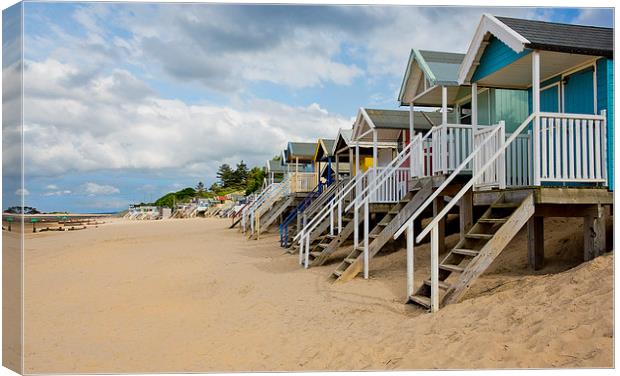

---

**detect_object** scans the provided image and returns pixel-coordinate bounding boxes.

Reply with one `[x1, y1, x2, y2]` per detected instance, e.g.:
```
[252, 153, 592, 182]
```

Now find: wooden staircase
[331, 178, 434, 282]
[303, 213, 356, 266]
[408, 192, 535, 310]
[250, 195, 295, 239]
[286, 188, 353, 256]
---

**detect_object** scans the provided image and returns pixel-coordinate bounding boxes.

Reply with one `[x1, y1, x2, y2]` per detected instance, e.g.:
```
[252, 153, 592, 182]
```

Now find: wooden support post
[363, 200, 369, 279]
[527, 216, 544, 270]
[459, 187, 473, 241]
[430, 225, 439, 313]
[584, 204, 607, 261]
[406, 222, 414, 298]
[433, 195, 446, 254]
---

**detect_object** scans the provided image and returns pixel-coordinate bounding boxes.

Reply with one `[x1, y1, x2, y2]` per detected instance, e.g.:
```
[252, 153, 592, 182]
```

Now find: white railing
[290, 172, 318, 193]
[536, 112, 607, 184]
[431, 124, 473, 175]
[370, 167, 410, 203]
[295, 170, 369, 267]
[506, 132, 532, 187]
[241, 182, 278, 233]
[473, 122, 506, 190]
[252, 174, 292, 236]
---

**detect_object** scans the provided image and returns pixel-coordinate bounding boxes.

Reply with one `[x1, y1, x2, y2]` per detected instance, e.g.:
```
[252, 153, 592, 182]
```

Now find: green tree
[196, 181, 205, 193]
[216, 164, 235, 186]
[234, 160, 249, 186]
[245, 167, 266, 195]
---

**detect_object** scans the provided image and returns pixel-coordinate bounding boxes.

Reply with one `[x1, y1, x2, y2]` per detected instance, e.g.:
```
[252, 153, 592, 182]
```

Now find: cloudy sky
[3, 2, 613, 212]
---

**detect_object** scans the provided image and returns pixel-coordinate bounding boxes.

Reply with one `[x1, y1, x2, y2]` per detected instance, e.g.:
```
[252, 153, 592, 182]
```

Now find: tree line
[151, 160, 266, 208]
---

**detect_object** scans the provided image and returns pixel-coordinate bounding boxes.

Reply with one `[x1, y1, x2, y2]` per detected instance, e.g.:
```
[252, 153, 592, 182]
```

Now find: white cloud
[19, 4, 611, 191]
[81, 182, 120, 196]
[45, 184, 59, 190]
[22, 59, 349, 179]
[44, 190, 72, 197]
[15, 188, 29, 196]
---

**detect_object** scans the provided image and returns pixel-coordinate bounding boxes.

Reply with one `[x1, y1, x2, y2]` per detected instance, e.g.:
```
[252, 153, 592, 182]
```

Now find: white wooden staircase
[408, 192, 535, 309]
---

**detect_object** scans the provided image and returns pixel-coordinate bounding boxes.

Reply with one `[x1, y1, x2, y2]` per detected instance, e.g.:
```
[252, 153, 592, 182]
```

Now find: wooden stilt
[584, 204, 606, 261]
[527, 216, 544, 270]
[433, 195, 445, 254]
[459, 188, 473, 242]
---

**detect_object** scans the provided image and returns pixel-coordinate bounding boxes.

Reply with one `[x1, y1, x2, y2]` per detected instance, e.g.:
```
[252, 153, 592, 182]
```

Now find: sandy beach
[23, 217, 612, 372]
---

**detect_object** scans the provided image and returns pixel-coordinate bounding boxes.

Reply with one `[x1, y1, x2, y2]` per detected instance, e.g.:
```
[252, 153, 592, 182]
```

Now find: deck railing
[506, 132, 532, 187]
[431, 124, 473, 175]
[536, 112, 607, 184]
[473, 122, 506, 190]
[290, 172, 318, 193]
[374, 167, 410, 202]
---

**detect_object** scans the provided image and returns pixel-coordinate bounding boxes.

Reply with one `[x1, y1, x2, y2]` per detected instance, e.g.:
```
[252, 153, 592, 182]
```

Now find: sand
[23, 217, 613, 372]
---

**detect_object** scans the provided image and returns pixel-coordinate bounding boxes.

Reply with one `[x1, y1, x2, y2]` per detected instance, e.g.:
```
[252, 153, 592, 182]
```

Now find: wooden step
[465, 233, 493, 240]
[333, 269, 343, 277]
[439, 263, 464, 273]
[492, 202, 519, 209]
[424, 279, 450, 290]
[408, 294, 430, 309]
[318, 243, 330, 248]
[344, 257, 357, 264]
[478, 218, 508, 224]
[452, 248, 479, 257]
[310, 251, 322, 258]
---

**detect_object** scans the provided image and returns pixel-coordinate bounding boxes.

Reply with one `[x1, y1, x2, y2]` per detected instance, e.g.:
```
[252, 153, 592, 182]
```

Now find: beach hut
[284, 141, 317, 193]
[331, 128, 354, 181]
[265, 158, 287, 185]
[313, 138, 336, 184]
[392, 15, 613, 312]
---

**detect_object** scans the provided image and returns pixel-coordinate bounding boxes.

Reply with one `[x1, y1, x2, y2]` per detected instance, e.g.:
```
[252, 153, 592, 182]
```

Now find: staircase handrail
[279, 181, 325, 247]
[293, 169, 369, 243]
[241, 183, 278, 230]
[303, 178, 348, 220]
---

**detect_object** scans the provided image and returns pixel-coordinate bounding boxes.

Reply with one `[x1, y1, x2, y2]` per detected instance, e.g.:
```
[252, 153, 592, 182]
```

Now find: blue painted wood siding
[472, 36, 531, 82]
[540, 85, 559, 112]
[597, 58, 614, 190]
[564, 67, 595, 114]
[490, 89, 529, 133]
